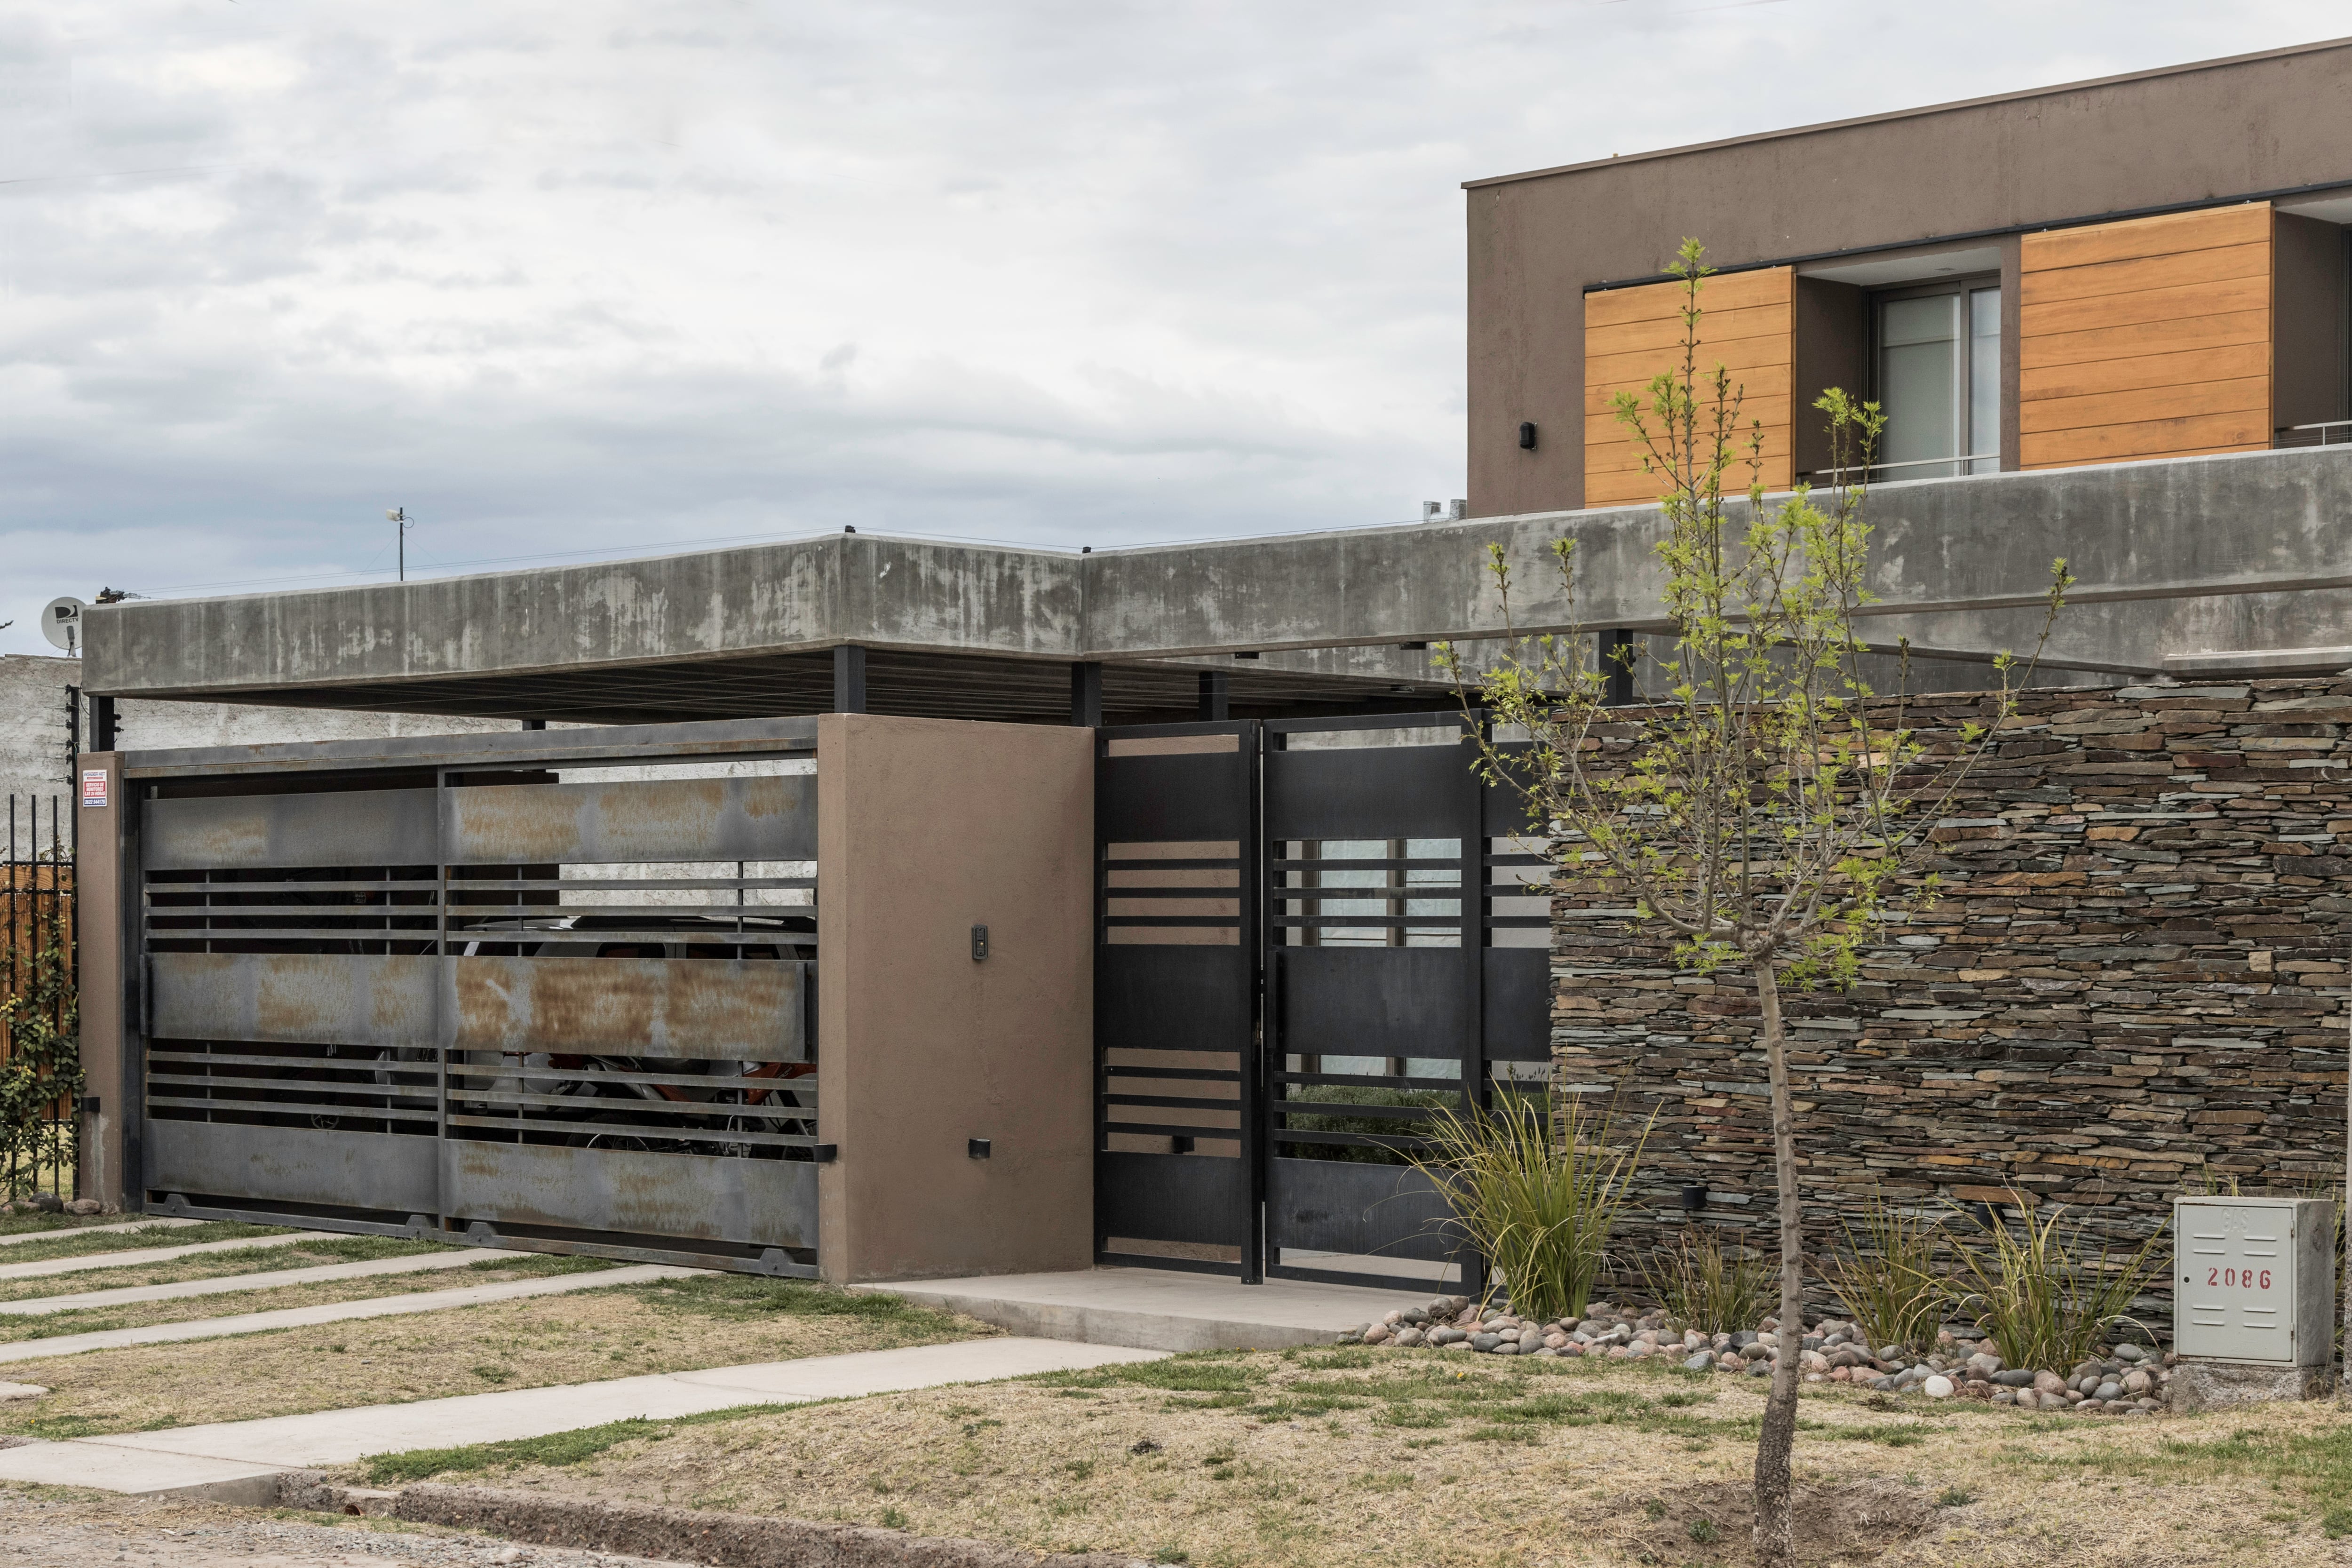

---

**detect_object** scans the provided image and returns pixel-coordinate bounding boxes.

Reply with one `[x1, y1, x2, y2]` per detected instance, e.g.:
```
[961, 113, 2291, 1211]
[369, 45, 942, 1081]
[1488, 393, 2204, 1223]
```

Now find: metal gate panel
[1483, 949, 1552, 1061]
[1094, 712, 1552, 1291]
[1267, 1158, 1459, 1263]
[144, 788, 438, 871]
[446, 775, 816, 865]
[147, 1120, 437, 1215]
[1096, 1150, 1246, 1249]
[151, 953, 436, 1049]
[1096, 947, 1248, 1057]
[442, 1140, 817, 1249]
[1097, 751, 1249, 843]
[1263, 742, 1466, 840]
[1277, 947, 1473, 1060]
[449, 956, 806, 1059]
[1093, 723, 1261, 1279]
[133, 720, 825, 1277]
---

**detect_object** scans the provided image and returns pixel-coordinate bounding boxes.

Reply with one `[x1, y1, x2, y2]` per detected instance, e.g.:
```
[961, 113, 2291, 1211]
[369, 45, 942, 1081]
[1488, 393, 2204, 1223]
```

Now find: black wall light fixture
[1679, 1185, 1708, 1213]
[1518, 421, 1538, 450]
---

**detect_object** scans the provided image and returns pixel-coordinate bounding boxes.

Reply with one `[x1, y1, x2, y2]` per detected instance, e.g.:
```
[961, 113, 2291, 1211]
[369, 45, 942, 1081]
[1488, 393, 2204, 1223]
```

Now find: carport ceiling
[184, 648, 1459, 728]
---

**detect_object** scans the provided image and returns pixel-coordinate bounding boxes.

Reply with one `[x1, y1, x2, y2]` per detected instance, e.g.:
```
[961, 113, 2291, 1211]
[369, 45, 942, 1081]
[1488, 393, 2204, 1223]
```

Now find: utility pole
[388, 507, 412, 581]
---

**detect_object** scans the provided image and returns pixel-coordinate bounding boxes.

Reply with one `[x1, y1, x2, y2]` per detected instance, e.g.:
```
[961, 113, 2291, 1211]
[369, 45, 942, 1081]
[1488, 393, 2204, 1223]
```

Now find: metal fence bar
[0, 794, 77, 1203]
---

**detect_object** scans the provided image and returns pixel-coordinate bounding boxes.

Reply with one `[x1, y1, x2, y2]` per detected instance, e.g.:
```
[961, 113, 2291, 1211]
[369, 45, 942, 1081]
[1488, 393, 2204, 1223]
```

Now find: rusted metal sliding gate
[122, 720, 822, 1275]
[1094, 713, 1552, 1291]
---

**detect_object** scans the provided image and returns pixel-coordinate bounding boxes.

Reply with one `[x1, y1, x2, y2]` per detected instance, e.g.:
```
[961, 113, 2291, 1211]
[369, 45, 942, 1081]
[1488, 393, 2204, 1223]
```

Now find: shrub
[1639, 1227, 1776, 1336]
[1817, 1194, 1946, 1355]
[1408, 1090, 1648, 1323]
[1279, 1084, 1458, 1165]
[1949, 1203, 2163, 1371]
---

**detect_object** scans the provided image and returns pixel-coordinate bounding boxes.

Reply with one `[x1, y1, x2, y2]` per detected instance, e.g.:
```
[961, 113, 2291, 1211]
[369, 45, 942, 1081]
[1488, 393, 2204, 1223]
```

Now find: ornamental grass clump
[1949, 1202, 2164, 1372]
[1817, 1194, 1946, 1356]
[1640, 1227, 1776, 1336]
[1409, 1090, 1649, 1325]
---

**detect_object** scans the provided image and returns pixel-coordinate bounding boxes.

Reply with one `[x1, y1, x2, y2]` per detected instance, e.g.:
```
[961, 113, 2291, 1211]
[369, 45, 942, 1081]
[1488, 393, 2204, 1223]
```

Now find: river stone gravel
[1337, 1294, 2175, 1415]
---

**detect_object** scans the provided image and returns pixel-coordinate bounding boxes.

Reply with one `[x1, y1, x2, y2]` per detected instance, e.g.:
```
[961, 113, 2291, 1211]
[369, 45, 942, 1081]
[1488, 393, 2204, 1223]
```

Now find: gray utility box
[2174, 1197, 2336, 1367]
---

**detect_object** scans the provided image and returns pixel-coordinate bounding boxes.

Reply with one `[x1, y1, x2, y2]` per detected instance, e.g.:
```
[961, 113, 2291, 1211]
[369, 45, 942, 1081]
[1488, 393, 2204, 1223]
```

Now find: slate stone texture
[1550, 678, 2352, 1305]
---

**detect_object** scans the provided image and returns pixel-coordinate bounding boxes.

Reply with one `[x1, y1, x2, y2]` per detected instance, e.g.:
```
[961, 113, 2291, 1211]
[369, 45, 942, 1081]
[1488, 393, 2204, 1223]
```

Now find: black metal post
[1198, 670, 1229, 722]
[1460, 708, 1493, 1303]
[1602, 631, 1637, 707]
[1242, 720, 1266, 1284]
[1070, 661, 1104, 727]
[833, 645, 868, 714]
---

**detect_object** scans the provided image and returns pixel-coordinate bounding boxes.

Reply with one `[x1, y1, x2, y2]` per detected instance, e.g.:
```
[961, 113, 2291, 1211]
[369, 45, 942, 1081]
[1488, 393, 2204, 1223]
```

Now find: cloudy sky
[0, 2, 2344, 654]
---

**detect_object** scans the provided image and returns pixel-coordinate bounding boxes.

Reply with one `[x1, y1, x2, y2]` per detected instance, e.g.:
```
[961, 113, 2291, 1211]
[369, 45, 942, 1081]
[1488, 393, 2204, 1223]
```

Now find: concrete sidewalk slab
[0, 1439, 286, 1505]
[0, 1229, 335, 1281]
[0, 1246, 507, 1316]
[860, 1266, 1434, 1351]
[0, 1262, 690, 1363]
[0, 1218, 201, 1249]
[88, 1336, 1161, 1468]
[0, 1336, 1163, 1502]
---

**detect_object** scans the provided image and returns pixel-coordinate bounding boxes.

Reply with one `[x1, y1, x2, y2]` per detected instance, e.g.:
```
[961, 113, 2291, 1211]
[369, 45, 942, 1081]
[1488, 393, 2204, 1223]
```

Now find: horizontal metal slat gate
[1094, 722, 1261, 1280]
[133, 725, 824, 1275]
[1093, 713, 1552, 1290]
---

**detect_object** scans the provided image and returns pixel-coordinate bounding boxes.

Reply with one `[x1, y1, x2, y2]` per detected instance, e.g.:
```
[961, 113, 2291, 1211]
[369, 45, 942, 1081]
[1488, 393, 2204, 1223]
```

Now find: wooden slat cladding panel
[2019, 205, 2273, 470]
[1582, 267, 1794, 507]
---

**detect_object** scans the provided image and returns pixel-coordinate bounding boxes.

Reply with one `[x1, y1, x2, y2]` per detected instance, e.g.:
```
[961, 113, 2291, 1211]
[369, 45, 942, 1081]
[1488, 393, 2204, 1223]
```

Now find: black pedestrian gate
[1093, 713, 1551, 1290]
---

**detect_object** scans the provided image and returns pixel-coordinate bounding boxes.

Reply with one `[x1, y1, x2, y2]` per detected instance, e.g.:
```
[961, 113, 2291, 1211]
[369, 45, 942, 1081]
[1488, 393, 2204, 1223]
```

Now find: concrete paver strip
[862, 1265, 1433, 1350]
[0, 1247, 509, 1316]
[18, 1337, 1165, 1475]
[0, 1218, 201, 1249]
[0, 1262, 691, 1363]
[0, 1229, 336, 1281]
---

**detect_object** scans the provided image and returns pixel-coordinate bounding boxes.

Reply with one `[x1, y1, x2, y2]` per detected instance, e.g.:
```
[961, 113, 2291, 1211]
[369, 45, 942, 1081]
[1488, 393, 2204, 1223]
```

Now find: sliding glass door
[1875, 281, 2000, 478]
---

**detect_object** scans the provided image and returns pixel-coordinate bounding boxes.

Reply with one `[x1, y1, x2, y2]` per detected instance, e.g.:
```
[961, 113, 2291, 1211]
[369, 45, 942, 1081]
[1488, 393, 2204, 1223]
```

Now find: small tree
[1439, 239, 2066, 1568]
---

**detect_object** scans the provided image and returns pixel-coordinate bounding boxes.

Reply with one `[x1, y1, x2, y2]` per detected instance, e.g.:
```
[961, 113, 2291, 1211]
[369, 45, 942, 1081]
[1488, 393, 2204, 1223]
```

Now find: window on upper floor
[1874, 280, 2001, 478]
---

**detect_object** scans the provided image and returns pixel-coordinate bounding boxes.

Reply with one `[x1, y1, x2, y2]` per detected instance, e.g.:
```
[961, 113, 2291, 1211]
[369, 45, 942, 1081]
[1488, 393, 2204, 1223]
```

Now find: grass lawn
[0, 1275, 990, 1438]
[0, 1250, 619, 1344]
[0, 1212, 161, 1240]
[0, 1221, 287, 1265]
[347, 1344, 2352, 1567]
[0, 1233, 456, 1305]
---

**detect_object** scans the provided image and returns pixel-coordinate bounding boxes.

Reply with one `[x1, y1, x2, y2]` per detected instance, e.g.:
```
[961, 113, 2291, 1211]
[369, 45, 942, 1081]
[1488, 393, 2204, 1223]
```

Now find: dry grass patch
[0, 1221, 288, 1267]
[0, 1274, 987, 1438]
[0, 1212, 186, 1242]
[0, 1234, 452, 1305]
[0, 1250, 617, 1344]
[357, 1346, 2352, 1567]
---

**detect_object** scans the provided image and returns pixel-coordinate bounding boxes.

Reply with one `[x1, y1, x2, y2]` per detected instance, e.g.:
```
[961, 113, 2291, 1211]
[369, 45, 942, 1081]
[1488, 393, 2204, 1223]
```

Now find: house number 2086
[2209, 1268, 2272, 1289]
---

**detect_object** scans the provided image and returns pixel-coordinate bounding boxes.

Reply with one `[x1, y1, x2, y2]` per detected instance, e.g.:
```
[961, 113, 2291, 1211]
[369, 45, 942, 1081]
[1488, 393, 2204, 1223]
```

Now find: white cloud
[0, 1, 2344, 647]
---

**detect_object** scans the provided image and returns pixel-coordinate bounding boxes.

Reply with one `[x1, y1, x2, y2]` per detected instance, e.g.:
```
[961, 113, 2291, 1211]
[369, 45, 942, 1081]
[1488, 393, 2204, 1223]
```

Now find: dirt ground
[0, 1274, 990, 1437]
[366, 1344, 2352, 1568]
[0, 1487, 694, 1566]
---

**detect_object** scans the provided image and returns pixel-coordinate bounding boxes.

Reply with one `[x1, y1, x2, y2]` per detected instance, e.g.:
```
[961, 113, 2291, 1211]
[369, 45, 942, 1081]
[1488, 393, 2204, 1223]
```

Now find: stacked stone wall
[1551, 678, 2352, 1310]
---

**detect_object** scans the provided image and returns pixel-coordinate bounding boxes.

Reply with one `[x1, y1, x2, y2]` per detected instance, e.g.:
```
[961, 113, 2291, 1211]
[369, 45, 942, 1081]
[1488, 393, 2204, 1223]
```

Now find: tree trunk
[1750, 958, 1804, 1568]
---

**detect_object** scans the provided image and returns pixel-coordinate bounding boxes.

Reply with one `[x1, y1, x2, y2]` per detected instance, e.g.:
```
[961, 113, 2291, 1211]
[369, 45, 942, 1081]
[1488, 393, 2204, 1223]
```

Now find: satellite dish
[40, 597, 85, 655]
